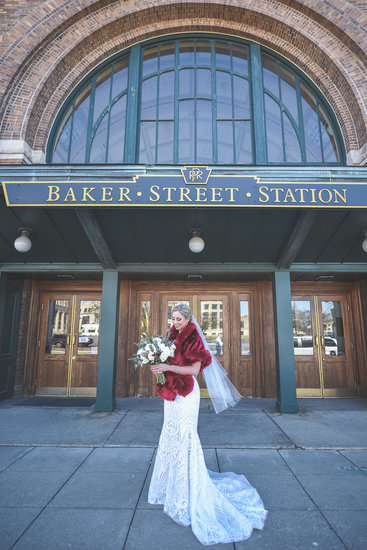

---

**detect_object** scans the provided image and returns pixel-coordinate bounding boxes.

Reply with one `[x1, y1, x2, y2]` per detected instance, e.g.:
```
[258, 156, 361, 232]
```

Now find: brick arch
[0, 1, 366, 162]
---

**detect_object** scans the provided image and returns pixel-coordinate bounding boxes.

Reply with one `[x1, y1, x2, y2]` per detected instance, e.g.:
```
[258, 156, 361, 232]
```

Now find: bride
[148, 303, 267, 546]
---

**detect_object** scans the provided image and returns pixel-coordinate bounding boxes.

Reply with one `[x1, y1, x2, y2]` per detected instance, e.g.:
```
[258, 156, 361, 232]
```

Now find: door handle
[73, 333, 76, 346]
[67, 334, 70, 346]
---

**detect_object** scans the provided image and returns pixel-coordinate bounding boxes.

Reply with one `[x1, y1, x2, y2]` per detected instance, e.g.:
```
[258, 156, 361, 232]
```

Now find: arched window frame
[47, 35, 345, 165]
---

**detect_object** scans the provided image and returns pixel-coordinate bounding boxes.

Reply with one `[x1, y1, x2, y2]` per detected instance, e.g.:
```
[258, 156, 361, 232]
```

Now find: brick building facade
[0, 1, 367, 411]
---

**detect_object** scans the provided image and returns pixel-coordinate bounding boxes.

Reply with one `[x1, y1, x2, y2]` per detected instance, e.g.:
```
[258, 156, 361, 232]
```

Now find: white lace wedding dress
[148, 378, 268, 545]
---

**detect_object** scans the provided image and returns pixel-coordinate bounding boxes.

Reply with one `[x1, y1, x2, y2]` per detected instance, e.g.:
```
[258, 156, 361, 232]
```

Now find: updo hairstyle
[172, 303, 193, 321]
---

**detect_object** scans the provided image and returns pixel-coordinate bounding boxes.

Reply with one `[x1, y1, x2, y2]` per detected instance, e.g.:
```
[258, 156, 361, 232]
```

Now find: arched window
[48, 36, 344, 165]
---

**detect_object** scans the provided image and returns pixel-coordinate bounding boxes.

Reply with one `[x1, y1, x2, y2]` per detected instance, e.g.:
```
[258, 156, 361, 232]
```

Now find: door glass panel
[167, 301, 190, 332]
[200, 301, 223, 356]
[239, 301, 250, 355]
[45, 300, 69, 354]
[321, 301, 345, 356]
[292, 300, 314, 355]
[140, 301, 151, 337]
[78, 300, 100, 355]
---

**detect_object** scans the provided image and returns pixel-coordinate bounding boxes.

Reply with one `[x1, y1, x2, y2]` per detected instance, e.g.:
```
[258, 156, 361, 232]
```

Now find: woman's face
[172, 311, 190, 332]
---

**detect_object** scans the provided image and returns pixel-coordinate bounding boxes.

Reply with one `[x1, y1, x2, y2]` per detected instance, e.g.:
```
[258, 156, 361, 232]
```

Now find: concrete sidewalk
[0, 397, 367, 549]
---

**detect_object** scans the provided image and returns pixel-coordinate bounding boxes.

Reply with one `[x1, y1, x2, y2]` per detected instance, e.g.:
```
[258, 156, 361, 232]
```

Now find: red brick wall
[0, 1, 366, 162]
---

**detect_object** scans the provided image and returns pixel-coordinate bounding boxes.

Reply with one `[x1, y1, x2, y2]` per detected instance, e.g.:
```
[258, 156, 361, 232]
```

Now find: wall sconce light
[14, 227, 32, 253]
[188, 229, 205, 253]
[362, 230, 367, 254]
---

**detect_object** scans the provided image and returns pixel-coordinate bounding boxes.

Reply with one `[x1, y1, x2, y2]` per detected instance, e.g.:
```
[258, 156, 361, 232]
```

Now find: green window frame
[47, 35, 345, 165]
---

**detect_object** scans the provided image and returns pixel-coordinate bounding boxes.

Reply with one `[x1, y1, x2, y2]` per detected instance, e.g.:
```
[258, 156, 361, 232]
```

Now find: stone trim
[0, 140, 45, 164]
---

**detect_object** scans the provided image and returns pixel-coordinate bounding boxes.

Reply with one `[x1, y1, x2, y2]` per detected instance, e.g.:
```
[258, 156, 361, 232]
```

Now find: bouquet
[131, 335, 176, 384]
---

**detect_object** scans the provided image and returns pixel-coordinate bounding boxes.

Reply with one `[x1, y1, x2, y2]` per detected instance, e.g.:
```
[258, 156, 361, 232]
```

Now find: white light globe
[189, 235, 205, 253]
[362, 238, 367, 254]
[14, 234, 32, 253]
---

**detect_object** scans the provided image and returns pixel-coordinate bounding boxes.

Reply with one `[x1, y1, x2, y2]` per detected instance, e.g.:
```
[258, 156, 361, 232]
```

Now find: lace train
[148, 378, 268, 545]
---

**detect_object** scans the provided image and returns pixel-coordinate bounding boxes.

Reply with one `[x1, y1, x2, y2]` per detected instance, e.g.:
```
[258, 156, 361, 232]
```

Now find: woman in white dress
[148, 303, 267, 546]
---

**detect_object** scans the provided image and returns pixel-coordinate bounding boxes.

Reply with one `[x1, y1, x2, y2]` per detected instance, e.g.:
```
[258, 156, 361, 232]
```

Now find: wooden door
[196, 295, 229, 393]
[292, 293, 356, 397]
[36, 292, 101, 396]
[36, 293, 73, 395]
[159, 293, 229, 395]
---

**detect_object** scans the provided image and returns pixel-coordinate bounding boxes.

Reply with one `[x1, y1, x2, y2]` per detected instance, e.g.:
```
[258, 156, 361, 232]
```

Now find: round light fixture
[362, 230, 367, 253]
[189, 230, 205, 253]
[14, 227, 32, 253]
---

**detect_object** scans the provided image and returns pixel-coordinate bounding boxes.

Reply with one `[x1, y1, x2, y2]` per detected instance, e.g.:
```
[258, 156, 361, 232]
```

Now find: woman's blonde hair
[172, 303, 193, 321]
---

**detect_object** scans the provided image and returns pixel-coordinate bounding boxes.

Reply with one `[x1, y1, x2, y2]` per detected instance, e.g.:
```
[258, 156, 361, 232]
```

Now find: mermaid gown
[148, 378, 268, 545]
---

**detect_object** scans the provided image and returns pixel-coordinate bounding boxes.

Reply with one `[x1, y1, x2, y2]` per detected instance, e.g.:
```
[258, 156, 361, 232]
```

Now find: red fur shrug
[157, 321, 212, 401]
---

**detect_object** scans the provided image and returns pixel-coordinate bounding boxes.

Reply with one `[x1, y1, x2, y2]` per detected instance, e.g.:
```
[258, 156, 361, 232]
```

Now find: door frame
[125, 281, 271, 399]
[23, 281, 102, 396]
[292, 282, 360, 398]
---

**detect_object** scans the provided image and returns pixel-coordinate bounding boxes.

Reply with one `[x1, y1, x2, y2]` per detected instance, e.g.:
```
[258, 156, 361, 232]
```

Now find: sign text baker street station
[2, 166, 364, 208]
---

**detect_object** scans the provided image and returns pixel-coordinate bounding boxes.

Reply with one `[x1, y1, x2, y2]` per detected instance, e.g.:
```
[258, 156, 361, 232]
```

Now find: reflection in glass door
[36, 293, 101, 396]
[292, 295, 355, 397]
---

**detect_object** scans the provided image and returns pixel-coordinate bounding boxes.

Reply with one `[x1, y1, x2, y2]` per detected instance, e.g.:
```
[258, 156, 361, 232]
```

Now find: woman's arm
[151, 361, 201, 376]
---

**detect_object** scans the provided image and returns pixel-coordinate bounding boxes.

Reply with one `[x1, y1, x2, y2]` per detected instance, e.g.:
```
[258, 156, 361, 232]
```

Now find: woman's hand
[151, 363, 168, 374]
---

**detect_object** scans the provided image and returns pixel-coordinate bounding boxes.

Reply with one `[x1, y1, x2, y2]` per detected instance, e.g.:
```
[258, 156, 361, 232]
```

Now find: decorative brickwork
[0, 1, 366, 163]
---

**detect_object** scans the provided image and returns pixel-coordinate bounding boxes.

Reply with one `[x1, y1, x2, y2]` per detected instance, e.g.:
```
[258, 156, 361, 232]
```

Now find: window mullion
[249, 43, 267, 164]
[85, 78, 97, 163]
[125, 45, 140, 163]
[211, 40, 217, 164]
[295, 76, 306, 163]
[67, 101, 75, 163]
[174, 43, 179, 163]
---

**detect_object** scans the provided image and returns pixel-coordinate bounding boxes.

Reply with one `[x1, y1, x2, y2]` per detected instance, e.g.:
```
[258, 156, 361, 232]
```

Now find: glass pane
[179, 40, 194, 66]
[196, 100, 212, 163]
[159, 72, 174, 119]
[200, 301, 223, 356]
[108, 95, 126, 163]
[279, 65, 298, 124]
[321, 301, 345, 356]
[196, 40, 211, 65]
[139, 121, 156, 163]
[292, 300, 314, 355]
[235, 121, 252, 163]
[167, 300, 190, 332]
[240, 301, 250, 355]
[284, 115, 302, 162]
[157, 121, 174, 163]
[179, 68, 194, 98]
[301, 83, 322, 162]
[45, 300, 69, 355]
[216, 71, 232, 119]
[233, 76, 250, 119]
[140, 301, 151, 337]
[265, 95, 283, 162]
[112, 58, 128, 99]
[215, 41, 231, 69]
[78, 300, 100, 355]
[159, 43, 175, 71]
[143, 46, 158, 76]
[69, 85, 91, 163]
[196, 68, 211, 99]
[319, 104, 339, 162]
[232, 44, 248, 75]
[53, 106, 73, 162]
[89, 114, 108, 163]
[262, 55, 279, 97]
[140, 76, 157, 119]
[93, 68, 112, 124]
[178, 100, 195, 162]
[217, 121, 234, 163]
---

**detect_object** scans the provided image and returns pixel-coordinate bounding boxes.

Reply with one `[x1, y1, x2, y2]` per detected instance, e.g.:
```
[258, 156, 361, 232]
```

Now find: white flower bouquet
[131, 335, 176, 384]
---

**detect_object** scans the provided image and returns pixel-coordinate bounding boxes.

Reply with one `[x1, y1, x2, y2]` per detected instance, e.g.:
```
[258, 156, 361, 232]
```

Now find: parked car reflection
[51, 333, 94, 348]
[293, 335, 338, 355]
